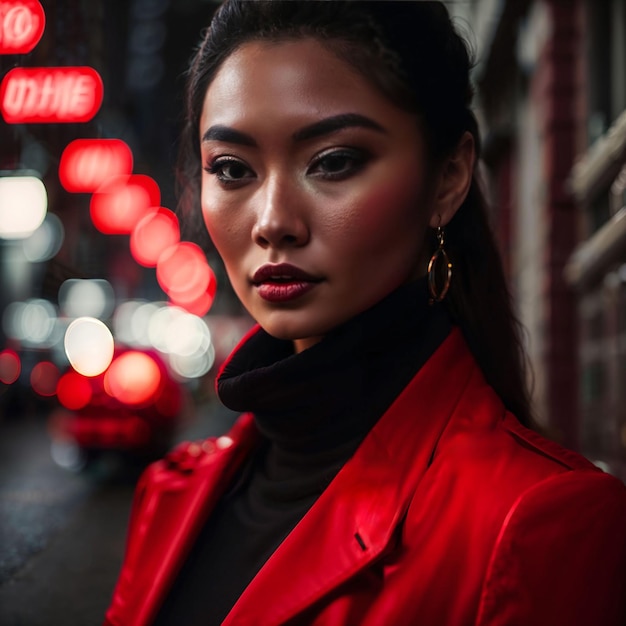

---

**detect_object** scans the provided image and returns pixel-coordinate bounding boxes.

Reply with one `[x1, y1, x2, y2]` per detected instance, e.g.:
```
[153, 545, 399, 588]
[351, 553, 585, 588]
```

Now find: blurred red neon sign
[130, 207, 180, 267]
[59, 139, 133, 193]
[0, 1, 45, 54]
[156, 241, 218, 315]
[0, 66, 103, 123]
[90, 174, 161, 235]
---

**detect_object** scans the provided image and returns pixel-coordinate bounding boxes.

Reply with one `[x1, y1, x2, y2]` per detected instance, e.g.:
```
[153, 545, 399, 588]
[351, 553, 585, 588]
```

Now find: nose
[251, 176, 310, 249]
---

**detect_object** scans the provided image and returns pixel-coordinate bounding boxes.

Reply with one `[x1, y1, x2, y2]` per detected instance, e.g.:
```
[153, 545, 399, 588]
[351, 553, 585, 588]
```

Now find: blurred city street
[0, 412, 131, 626]
[0, 401, 239, 626]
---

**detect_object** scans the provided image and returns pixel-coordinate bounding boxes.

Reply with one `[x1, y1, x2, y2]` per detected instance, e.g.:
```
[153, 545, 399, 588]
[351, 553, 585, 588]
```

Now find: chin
[257, 314, 329, 345]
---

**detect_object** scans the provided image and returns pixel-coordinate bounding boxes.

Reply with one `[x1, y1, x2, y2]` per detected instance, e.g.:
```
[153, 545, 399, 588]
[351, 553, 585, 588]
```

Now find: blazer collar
[223, 327, 477, 625]
[127, 415, 259, 626]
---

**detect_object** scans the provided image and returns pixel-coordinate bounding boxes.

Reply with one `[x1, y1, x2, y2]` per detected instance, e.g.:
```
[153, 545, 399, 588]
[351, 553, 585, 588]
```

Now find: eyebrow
[201, 125, 256, 146]
[293, 113, 387, 141]
[201, 113, 387, 146]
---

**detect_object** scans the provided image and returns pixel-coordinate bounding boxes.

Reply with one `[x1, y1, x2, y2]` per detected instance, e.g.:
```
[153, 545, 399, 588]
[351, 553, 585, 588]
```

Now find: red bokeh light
[30, 360, 60, 396]
[0, 349, 20, 384]
[69, 414, 151, 449]
[59, 139, 133, 193]
[57, 370, 92, 410]
[0, 1, 45, 55]
[130, 207, 180, 267]
[90, 174, 160, 235]
[104, 351, 162, 406]
[169, 283, 217, 317]
[156, 242, 216, 306]
[0, 66, 103, 123]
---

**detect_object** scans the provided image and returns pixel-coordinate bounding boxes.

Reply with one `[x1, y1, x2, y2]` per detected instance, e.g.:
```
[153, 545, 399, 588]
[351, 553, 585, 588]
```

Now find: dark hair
[177, 0, 535, 427]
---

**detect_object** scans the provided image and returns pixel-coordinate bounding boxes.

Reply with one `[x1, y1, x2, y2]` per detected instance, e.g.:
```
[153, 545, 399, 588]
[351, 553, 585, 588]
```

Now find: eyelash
[205, 156, 252, 187]
[204, 147, 370, 187]
[307, 148, 370, 180]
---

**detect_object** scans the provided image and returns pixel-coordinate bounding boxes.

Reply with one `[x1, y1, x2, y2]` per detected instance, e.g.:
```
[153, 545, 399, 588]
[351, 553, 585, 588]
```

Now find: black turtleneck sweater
[153, 278, 452, 626]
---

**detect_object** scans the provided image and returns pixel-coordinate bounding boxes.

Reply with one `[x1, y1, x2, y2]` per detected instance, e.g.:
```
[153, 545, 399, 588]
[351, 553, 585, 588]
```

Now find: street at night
[0, 401, 238, 626]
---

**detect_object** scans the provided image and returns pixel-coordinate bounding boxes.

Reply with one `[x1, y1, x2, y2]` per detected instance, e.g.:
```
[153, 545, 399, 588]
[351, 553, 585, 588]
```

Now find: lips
[252, 263, 320, 284]
[252, 263, 322, 302]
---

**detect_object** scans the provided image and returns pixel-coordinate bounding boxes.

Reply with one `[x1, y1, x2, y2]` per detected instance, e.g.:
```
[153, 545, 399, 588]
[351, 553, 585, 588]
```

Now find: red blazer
[104, 329, 626, 626]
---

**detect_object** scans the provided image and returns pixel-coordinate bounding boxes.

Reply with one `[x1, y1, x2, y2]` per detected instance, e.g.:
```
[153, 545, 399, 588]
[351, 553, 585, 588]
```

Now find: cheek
[201, 190, 246, 261]
[336, 176, 430, 254]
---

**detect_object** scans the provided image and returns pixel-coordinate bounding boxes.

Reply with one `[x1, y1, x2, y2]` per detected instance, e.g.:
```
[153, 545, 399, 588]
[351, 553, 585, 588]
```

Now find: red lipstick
[252, 263, 321, 303]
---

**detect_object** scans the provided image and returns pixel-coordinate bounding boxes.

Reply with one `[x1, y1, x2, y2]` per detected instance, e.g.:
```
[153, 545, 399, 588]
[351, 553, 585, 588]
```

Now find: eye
[307, 148, 369, 181]
[205, 156, 255, 186]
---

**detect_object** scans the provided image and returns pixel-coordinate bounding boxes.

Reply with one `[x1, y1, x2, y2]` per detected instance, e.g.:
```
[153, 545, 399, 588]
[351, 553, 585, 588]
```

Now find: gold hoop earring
[427, 226, 452, 303]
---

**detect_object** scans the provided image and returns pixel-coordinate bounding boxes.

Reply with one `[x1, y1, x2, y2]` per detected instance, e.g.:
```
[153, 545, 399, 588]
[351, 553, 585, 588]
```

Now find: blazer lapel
[125, 414, 260, 626]
[224, 328, 477, 626]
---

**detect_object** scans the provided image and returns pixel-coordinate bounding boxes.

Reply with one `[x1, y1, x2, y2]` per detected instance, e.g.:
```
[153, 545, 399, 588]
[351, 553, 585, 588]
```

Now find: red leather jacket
[104, 329, 626, 625]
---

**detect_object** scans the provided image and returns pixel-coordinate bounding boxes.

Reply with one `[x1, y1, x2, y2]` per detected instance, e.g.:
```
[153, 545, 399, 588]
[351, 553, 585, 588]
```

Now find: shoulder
[475, 467, 626, 625]
[131, 412, 257, 503]
[431, 362, 602, 498]
[431, 391, 626, 623]
[429, 382, 626, 624]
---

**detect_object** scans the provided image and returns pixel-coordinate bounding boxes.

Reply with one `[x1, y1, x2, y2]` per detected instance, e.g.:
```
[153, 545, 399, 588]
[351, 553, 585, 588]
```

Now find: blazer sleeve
[476, 469, 626, 626]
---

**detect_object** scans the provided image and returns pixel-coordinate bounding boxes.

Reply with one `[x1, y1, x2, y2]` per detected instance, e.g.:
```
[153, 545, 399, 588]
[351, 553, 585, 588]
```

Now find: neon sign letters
[0, 66, 103, 123]
[0, 0, 45, 54]
[59, 139, 133, 193]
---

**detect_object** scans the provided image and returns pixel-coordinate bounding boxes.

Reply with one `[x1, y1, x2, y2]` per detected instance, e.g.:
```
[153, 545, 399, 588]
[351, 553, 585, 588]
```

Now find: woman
[104, 2, 626, 625]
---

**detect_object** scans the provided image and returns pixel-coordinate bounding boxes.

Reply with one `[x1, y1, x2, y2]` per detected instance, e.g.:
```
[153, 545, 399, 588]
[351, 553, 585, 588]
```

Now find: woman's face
[200, 38, 437, 352]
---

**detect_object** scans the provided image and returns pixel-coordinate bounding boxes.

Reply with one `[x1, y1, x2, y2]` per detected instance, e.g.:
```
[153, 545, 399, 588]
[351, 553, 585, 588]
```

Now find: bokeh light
[110, 300, 220, 379]
[165, 311, 211, 357]
[50, 439, 86, 472]
[59, 138, 133, 193]
[104, 351, 162, 405]
[64, 317, 114, 377]
[146, 305, 185, 353]
[2, 302, 26, 340]
[90, 174, 160, 234]
[170, 288, 215, 317]
[112, 299, 148, 346]
[21, 212, 64, 262]
[0, 67, 104, 124]
[156, 242, 217, 313]
[30, 361, 60, 396]
[0, 349, 21, 384]
[0, 175, 47, 239]
[130, 301, 161, 347]
[0, 0, 46, 55]
[169, 343, 215, 380]
[21, 299, 56, 345]
[59, 279, 115, 320]
[56, 370, 92, 410]
[3, 298, 58, 346]
[130, 207, 180, 267]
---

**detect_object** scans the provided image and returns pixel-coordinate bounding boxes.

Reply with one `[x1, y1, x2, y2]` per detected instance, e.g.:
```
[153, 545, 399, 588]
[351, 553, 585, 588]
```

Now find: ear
[428, 131, 475, 228]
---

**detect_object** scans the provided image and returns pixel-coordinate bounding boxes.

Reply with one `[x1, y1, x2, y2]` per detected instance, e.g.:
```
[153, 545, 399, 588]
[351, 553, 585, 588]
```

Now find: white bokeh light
[165, 312, 211, 357]
[2, 301, 27, 340]
[59, 279, 115, 320]
[170, 343, 215, 379]
[21, 299, 57, 345]
[113, 300, 146, 346]
[130, 302, 161, 346]
[0, 175, 47, 239]
[3, 298, 58, 346]
[147, 305, 185, 353]
[64, 317, 114, 376]
[22, 212, 64, 262]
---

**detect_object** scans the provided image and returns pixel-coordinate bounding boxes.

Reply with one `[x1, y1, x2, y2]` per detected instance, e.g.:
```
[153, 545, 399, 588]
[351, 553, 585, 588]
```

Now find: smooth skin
[200, 38, 474, 352]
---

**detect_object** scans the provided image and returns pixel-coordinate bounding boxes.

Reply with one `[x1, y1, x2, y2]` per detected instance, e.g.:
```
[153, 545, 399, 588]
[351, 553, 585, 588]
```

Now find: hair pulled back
[177, 0, 534, 427]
